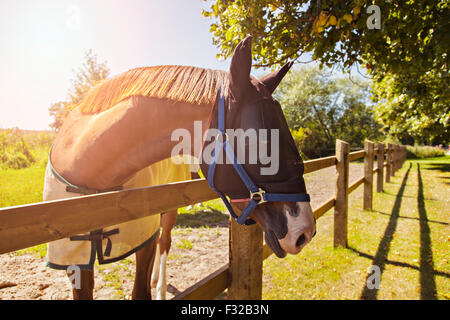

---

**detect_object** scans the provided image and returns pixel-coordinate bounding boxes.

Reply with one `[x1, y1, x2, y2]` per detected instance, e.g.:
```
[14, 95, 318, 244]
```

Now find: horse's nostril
[296, 233, 307, 247]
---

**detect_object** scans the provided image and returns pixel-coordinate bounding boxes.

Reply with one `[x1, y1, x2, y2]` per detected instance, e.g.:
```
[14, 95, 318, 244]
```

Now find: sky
[0, 0, 237, 130]
[0, 0, 349, 130]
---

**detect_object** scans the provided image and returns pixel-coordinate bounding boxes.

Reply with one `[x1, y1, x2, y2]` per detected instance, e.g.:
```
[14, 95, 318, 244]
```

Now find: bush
[290, 127, 336, 159]
[406, 145, 445, 158]
[290, 127, 310, 160]
[0, 129, 54, 169]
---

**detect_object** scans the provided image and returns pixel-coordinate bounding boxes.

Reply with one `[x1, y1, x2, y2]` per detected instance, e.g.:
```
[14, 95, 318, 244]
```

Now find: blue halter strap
[206, 88, 311, 225]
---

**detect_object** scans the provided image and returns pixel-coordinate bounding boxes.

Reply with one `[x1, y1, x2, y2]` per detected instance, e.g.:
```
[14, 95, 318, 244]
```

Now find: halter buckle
[250, 188, 267, 204]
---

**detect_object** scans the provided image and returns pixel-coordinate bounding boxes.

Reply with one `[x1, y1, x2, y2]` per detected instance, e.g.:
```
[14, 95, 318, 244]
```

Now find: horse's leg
[69, 269, 94, 300]
[150, 238, 161, 288]
[155, 209, 178, 300]
[132, 237, 157, 300]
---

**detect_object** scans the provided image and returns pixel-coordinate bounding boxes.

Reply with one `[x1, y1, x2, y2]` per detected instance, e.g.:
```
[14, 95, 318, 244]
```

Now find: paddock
[0, 140, 408, 299]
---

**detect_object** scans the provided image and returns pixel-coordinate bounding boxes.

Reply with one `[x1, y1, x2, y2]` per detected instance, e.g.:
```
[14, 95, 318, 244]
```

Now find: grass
[0, 166, 46, 208]
[0, 160, 49, 258]
[263, 156, 450, 300]
[96, 257, 135, 300]
[176, 199, 229, 228]
[176, 239, 194, 250]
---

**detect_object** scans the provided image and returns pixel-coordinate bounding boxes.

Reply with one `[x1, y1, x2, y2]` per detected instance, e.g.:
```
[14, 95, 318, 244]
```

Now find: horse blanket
[43, 157, 191, 270]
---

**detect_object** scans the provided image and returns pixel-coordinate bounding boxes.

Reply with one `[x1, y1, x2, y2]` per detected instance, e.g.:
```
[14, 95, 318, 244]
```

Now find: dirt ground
[0, 164, 364, 300]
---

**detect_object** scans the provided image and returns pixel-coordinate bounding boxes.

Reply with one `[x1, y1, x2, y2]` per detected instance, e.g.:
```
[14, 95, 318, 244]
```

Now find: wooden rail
[304, 155, 336, 173]
[0, 180, 218, 254]
[0, 140, 407, 300]
[348, 176, 365, 194]
[349, 150, 365, 161]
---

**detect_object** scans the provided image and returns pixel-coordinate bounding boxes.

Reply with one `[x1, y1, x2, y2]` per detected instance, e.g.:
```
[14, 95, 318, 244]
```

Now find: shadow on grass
[372, 210, 449, 226]
[417, 164, 437, 299]
[348, 247, 450, 280]
[175, 207, 229, 228]
[381, 190, 439, 201]
[424, 163, 450, 173]
[356, 163, 441, 299]
[425, 162, 450, 185]
[359, 163, 411, 300]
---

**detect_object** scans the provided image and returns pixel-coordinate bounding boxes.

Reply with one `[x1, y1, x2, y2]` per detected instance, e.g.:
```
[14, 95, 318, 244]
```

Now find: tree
[48, 101, 68, 131]
[49, 50, 110, 131]
[202, 0, 449, 142]
[202, 1, 448, 73]
[372, 69, 449, 145]
[275, 65, 381, 158]
[335, 77, 383, 146]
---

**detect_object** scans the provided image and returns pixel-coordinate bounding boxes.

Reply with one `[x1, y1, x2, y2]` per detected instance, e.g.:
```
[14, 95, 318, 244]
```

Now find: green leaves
[274, 65, 381, 158]
[372, 69, 450, 144]
[202, 0, 449, 144]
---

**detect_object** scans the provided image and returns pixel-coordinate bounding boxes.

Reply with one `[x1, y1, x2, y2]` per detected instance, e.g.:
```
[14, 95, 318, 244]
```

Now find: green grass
[96, 257, 135, 299]
[176, 239, 194, 250]
[0, 162, 49, 258]
[0, 166, 46, 208]
[263, 156, 450, 300]
[175, 198, 229, 228]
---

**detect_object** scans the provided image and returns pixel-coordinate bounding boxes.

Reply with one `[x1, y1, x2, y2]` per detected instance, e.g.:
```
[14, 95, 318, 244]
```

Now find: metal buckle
[250, 188, 267, 204]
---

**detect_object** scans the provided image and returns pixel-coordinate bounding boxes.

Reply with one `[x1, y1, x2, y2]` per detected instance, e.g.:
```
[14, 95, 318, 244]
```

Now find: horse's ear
[229, 36, 252, 100]
[259, 61, 294, 94]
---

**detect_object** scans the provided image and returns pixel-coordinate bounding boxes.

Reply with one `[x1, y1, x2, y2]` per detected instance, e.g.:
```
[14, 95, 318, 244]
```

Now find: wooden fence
[0, 140, 407, 299]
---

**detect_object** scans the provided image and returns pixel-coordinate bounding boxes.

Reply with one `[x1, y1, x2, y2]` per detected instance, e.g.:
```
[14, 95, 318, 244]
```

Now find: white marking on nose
[278, 203, 315, 254]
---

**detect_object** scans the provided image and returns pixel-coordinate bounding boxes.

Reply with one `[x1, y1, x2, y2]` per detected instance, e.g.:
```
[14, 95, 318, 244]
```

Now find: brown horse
[150, 209, 177, 300]
[47, 36, 316, 299]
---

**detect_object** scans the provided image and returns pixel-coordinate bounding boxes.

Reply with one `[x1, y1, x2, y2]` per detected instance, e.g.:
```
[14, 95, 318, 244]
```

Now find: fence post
[377, 142, 384, 192]
[385, 143, 392, 183]
[392, 144, 397, 176]
[396, 145, 400, 173]
[402, 146, 407, 167]
[389, 143, 395, 178]
[398, 145, 402, 170]
[402, 146, 406, 166]
[392, 144, 398, 176]
[364, 140, 374, 210]
[228, 217, 263, 299]
[334, 139, 349, 248]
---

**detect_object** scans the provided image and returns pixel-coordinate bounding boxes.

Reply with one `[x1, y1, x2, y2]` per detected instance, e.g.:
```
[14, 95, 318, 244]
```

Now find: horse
[150, 166, 202, 300]
[45, 36, 316, 300]
[150, 208, 177, 300]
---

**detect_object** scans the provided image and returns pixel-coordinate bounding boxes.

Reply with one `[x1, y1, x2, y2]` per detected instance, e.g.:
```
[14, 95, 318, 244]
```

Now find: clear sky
[0, 0, 239, 130]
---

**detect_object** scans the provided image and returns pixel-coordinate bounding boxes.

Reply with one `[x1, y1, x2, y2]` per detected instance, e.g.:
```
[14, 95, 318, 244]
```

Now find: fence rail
[0, 140, 407, 300]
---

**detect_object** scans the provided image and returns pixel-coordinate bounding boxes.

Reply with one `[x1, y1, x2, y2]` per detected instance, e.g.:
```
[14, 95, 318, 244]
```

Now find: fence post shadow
[360, 163, 411, 300]
[417, 164, 437, 300]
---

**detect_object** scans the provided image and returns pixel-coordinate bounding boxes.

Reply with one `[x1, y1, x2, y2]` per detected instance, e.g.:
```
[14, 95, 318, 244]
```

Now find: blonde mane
[76, 65, 228, 114]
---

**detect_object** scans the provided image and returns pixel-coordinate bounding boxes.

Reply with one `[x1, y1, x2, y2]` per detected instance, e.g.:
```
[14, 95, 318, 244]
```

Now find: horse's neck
[52, 96, 212, 190]
[132, 96, 212, 168]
